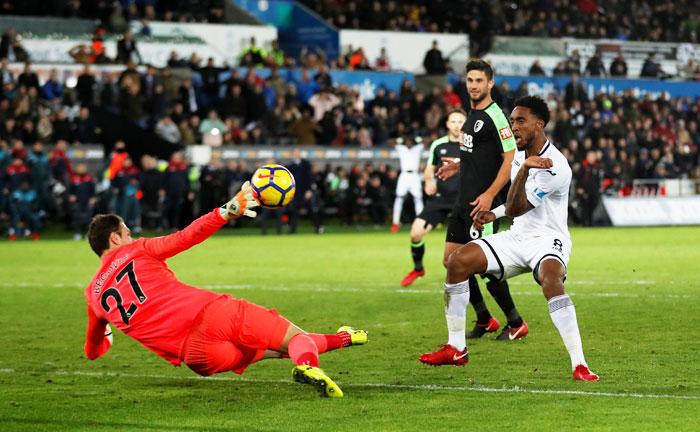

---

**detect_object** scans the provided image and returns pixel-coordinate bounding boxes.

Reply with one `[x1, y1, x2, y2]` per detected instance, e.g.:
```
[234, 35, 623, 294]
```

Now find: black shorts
[445, 207, 501, 245]
[416, 200, 453, 228]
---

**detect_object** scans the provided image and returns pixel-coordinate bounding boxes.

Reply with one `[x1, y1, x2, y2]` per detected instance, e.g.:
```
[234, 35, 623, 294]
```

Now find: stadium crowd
[303, 0, 700, 44]
[1, 54, 699, 238]
[1, 0, 228, 26]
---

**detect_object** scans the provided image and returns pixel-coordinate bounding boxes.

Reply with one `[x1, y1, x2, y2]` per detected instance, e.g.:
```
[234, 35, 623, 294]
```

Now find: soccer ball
[250, 164, 296, 208]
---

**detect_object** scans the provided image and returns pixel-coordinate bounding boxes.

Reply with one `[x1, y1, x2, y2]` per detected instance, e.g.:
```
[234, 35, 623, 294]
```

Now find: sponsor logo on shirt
[499, 127, 513, 140]
[460, 133, 474, 153]
[474, 120, 484, 133]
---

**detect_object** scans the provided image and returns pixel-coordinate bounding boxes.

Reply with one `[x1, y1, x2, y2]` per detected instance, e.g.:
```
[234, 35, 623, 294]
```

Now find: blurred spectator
[640, 53, 664, 78]
[609, 53, 628, 77]
[290, 109, 320, 145]
[40, 69, 64, 104]
[267, 40, 286, 68]
[564, 74, 588, 108]
[68, 163, 96, 240]
[160, 151, 190, 230]
[240, 37, 267, 67]
[116, 31, 142, 64]
[156, 116, 181, 144]
[199, 110, 227, 146]
[26, 141, 49, 211]
[138, 155, 163, 229]
[8, 180, 40, 240]
[422, 40, 447, 75]
[584, 53, 606, 77]
[529, 60, 546, 76]
[296, 70, 320, 104]
[113, 156, 140, 231]
[308, 89, 341, 122]
[199, 155, 226, 215]
[288, 148, 323, 233]
[76, 65, 96, 107]
[18, 63, 39, 91]
[0, 28, 29, 62]
[375, 48, 392, 72]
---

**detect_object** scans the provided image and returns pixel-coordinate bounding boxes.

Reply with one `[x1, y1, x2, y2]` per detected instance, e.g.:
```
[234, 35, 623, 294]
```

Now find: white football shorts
[473, 230, 571, 284]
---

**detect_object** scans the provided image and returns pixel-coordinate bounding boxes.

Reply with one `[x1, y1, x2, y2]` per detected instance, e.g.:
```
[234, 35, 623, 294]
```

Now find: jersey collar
[538, 139, 551, 156]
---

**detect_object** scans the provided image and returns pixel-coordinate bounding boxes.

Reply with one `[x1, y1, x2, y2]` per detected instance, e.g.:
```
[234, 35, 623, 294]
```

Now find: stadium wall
[339, 29, 469, 74]
[603, 195, 700, 226]
[19, 22, 277, 67]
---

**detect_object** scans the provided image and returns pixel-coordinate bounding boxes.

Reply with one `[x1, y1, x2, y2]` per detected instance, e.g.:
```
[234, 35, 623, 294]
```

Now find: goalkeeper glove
[220, 181, 259, 220]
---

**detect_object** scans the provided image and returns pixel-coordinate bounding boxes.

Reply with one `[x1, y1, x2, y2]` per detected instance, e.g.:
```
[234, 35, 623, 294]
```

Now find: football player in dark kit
[420, 59, 528, 366]
[400, 109, 465, 287]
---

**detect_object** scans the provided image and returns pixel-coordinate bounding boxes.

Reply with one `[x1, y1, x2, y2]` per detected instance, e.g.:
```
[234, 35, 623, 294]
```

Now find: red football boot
[400, 269, 426, 287]
[419, 345, 469, 366]
[466, 316, 500, 339]
[31, 232, 40, 241]
[8, 234, 18, 241]
[390, 223, 399, 233]
[573, 364, 599, 381]
[495, 321, 529, 341]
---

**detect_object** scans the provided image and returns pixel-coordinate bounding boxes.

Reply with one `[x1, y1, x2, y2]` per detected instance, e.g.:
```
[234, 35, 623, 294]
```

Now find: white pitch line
[0, 281, 695, 299]
[0, 369, 696, 401]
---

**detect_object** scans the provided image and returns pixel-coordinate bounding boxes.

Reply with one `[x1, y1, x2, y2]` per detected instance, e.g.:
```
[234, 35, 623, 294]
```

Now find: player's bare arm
[506, 156, 553, 217]
[469, 149, 514, 217]
[424, 164, 437, 195]
[436, 157, 459, 180]
[472, 210, 497, 231]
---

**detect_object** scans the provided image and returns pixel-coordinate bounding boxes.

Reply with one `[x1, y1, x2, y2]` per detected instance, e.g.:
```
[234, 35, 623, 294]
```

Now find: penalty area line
[1, 369, 697, 401]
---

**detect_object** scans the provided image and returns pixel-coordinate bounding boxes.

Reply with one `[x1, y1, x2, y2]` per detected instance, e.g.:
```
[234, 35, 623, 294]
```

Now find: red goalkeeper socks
[307, 333, 351, 353]
[288, 334, 320, 367]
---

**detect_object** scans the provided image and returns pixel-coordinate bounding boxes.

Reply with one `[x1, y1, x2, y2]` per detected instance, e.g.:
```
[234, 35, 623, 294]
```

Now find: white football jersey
[396, 144, 423, 173]
[509, 140, 571, 242]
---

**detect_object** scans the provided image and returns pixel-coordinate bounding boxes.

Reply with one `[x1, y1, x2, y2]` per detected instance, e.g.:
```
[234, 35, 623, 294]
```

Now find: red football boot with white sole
[573, 364, 599, 381]
[495, 321, 529, 341]
[419, 345, 469, 366]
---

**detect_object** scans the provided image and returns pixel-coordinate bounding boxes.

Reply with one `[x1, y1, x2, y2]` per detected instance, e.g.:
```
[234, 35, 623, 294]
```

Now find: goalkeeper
[83, 181, 367, 398]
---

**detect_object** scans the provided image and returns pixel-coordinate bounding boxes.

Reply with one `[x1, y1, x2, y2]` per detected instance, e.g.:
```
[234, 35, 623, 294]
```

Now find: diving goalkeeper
[83, 181, 367, 398]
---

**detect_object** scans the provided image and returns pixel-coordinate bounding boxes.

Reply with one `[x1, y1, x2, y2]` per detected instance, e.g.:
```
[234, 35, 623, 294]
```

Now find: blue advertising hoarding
[450, 73, 700, 99]
[202, 68, 414, 101]
[232, 0, 339, 60]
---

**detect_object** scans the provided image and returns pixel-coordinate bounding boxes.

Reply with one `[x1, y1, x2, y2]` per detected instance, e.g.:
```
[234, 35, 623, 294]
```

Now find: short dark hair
[88, 214, 124, 256]
[446, 108, 467, 120]
[514, 95, 550, 126]
[466, 59, 494, 80]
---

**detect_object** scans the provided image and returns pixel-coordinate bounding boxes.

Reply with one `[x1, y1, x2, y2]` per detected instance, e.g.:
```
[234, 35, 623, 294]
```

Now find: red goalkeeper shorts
[181, 295, 290, 376]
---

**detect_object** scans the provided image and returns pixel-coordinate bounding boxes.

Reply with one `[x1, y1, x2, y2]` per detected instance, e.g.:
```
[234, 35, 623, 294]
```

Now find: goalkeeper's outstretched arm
[142, 182, 259, 260]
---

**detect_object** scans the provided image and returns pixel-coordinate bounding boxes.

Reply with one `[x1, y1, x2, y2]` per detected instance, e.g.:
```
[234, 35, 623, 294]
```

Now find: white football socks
[548, 294, 586, 370]
[392, 196, 404, 225]
[444, 280, 470, 351]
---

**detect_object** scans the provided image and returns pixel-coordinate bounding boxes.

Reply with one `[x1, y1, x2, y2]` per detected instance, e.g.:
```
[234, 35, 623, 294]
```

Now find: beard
[469, 91, 487, 104]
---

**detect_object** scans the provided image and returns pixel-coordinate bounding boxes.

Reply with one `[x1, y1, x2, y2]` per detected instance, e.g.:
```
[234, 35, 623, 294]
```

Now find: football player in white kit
[419, 96, 599, 381]
[391, 136, 425, 232]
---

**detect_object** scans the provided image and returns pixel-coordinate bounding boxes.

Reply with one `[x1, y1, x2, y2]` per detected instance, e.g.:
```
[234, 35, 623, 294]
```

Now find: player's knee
[446, 249, 469, 276]
[539, 272, 565, 299]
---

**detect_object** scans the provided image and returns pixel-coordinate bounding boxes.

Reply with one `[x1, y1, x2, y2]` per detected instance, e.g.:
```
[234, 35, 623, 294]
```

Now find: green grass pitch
[1, 225, 699, 431]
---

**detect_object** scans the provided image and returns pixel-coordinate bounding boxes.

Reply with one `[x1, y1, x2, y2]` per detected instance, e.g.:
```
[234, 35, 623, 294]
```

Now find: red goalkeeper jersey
[84, 209, 227, 366]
